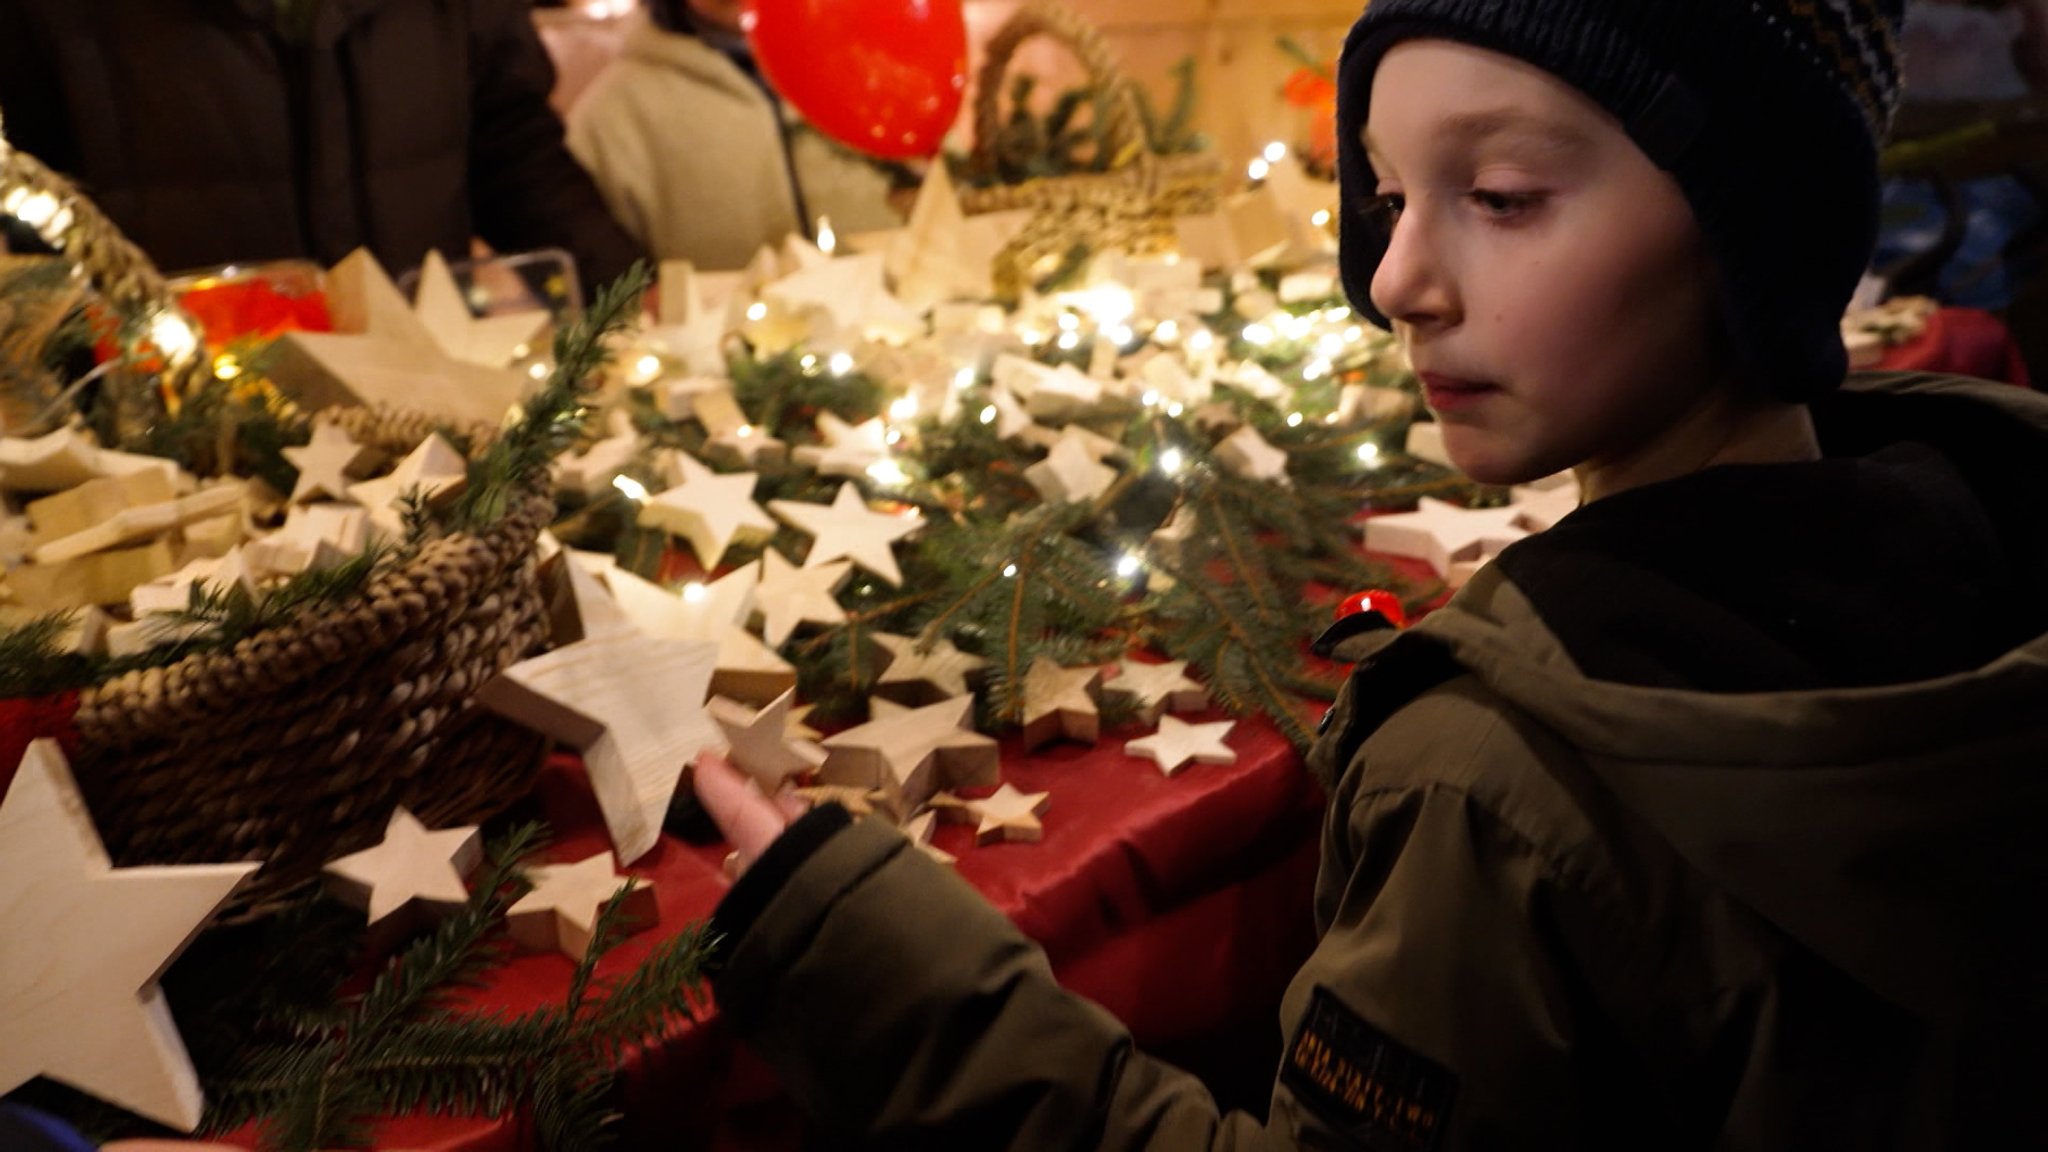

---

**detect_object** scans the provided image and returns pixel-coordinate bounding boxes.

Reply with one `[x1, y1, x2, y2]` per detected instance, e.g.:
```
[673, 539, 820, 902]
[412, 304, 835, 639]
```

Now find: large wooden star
[818, 695, 998, 813]
[602, 565, 796, 707]
[280, 420, 375, 505]
[755, 548, 850, 648]
[0, 739, 259, 1131]
[637, 451, 774, 569]
[1024, 430, 1118, 505]
[346, 434, 469, 542]
[761, 250, 922, 340]
[1126, 715, 1238, 777]
[870, 631, 987, 706]
[477, 630, 719, 863]
[769, 482, 922, 587]
[1103, 658, 1209, 725]
[1020, 656, 1104, 751]
[1215, 424, 1290, 486]
[883, 162, 1030, 308]
[1361, 498, 1528, 581]
[707, 688, 827, 791]
[321, 806, 481, 929]
[506, 853, 659, 962]
[791, 412, 892, 480]
[411, 250, 551, 369]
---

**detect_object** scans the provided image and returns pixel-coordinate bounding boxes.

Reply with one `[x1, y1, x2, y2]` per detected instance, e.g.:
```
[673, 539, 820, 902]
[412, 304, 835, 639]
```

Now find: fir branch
[0, 612, 95, 694]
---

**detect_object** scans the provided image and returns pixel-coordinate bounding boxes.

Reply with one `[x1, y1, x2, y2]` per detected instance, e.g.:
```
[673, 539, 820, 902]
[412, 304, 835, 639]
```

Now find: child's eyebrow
[1364, 108, 1594, 169]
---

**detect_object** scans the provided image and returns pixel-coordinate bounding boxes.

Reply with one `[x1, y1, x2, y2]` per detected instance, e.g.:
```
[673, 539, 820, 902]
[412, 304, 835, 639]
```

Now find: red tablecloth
[221, 711, 1328, 1149]
[1874, 306, 2031, 387]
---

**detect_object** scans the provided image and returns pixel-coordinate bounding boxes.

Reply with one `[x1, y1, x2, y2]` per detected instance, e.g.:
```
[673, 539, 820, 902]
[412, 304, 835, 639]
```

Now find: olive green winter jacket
[709, 372, 2048, 1149]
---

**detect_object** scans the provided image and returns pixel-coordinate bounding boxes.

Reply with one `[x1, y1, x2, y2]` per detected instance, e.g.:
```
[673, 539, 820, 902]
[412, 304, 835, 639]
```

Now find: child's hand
[693, 752, 807, 875]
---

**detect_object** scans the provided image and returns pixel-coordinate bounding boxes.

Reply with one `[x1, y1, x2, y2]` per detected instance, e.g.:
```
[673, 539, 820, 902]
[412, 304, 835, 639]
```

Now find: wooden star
[26, 469, 176, 543]
[704, 419, 789, 469]
[870, 631, 987, 706]
[1126, 715, 1238, 777]
[0, 739, 258, 1131]
[30, 482, 247, 566]
[411, 250, 551, 369]
[707, 689, 827, 791]
[1215, 424, 1290, 486]
[791, 783, 893, 820]
[322, 807, 481, 929]
[769, 482, 922, 587]
[650, 260, 733, 376]
[637, 452, 774, 569]
[281, 420, 376, 505]
[477, 629, 719, 863]
[818, 695, 998, 813]
[791, 412, 891, 480]
[1362, 498, 1528, 580]
[761, 250, 922, 340]
[246, 503, 369, 579]
[899, 810, 956, 865]
[988, 383, 1039, 440]
[963, 782, 1051, 845]
[267, 250, 531, 428]
[884, 163, 1029, 308]
[346, 434, 468, 542]
[553, 410, 641, 498]
[603, 565, 797, 706]
[1020, 656, 1104, 751]
[755, 548, 850, 647]
[1104, 658, 1209, 725]
[1024, 430, 1118, 505]
[0, 427, 103, 492]
[545, 552, 637, 645]
[1510, 476, 1580, 533]
[506, 853, 659, 962]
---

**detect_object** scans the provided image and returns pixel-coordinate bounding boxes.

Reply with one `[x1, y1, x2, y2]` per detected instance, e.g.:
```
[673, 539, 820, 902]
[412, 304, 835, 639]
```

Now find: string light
[1186, 328, 1215, 353]
[1287, 412, 1304, 427]
[528, 363, 549, 380]
[1057, 312, 1080, 332]
[212, 353, 242, 380]
[954, 366, 976, 389]
[1247, 157, 1271, 182]
[682, 581, 708, 603]
[1115, 553, 1143, 579]
[815, 215, 837, 256]
[1166, 402, 1185, 418]
[888, 395, 919, 422]
[979, 405, 998, 425]
[1141, 389, 1161, 408]
[1312, 209, 1332, 228]
[634, 354, 662, 382]
[828, 351, 855, 376]
[1242, 323, 1274, 346]
[1002, 564, 1019, 578]
[1302, 358, 1332, 381]
[1263, 141, 1288, 163]
[1153, 319, 1181, 344]
[612, 475, 649, 502]
[148, 311, 198, 362]
[1159, 448, 1184, 475]
[866, 458, 909, 487]
[1357, 443, 1382, 467]
[1103, 323, 1134, 346]
[1056, 331, 1081, 351]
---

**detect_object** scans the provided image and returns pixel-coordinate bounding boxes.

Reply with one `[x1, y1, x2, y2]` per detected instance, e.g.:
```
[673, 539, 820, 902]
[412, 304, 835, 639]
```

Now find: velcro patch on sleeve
[1280, 985, 1457, 1151]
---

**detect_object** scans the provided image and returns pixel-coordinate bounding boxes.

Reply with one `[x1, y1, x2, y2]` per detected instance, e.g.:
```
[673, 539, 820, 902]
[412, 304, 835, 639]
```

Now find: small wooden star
[818, 695, 998, 813]
[986, 382, 1039, 441]
[346, 434, 468, 541]
[1362, 497, 1528, 579]
[870, 631, 987, 706]
[707, 689, 828, 791]
[963, 783, 1051, 845]
[506, 853, 659, 962]
[755, 548, 851, 647]
[280, 421, 375, 505]
[553, 410, 641, 498]
[769, 482, 922, 587]
[477, 629, 719, 863]
[0, 739, 259, 1132]
[1104, 658, 1209, 725]
[791, 412, 892, 480]
[791, 783, 893, 820]
[899, 810, 956, 865]
[761, 250, 922, 339]
[1020, 656, 1103, 751]
[637, 452, 774, 569]
[1215, 425, 1290, 486]
[322, 807, 481, 928]
[1024, 431, 1118, 505]
[1126, 715, 1238, 777]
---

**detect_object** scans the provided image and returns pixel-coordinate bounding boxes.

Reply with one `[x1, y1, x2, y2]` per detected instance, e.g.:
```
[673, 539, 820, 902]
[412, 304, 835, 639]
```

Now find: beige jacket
[564, 13, 901, 271]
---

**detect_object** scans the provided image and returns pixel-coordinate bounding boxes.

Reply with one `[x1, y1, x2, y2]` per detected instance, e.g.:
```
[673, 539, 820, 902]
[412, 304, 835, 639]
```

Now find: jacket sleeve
[710, 810, 1298, 1150]
[465, 0, 646, 294]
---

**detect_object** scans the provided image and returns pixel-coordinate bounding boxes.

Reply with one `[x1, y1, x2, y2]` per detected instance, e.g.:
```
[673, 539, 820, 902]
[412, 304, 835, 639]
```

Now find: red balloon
[744, 0, 967, 160]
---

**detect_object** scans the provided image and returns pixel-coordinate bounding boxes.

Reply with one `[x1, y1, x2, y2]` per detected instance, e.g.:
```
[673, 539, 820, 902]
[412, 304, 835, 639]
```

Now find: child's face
[1364, 40, 1724, 487]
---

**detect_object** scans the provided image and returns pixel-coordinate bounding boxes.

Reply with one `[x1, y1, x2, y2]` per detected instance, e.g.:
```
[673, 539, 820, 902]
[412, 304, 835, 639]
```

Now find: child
[696, 0, 2048, 1146]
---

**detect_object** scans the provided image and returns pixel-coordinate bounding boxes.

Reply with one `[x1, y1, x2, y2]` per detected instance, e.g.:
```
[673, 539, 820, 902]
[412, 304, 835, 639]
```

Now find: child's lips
[1417, 371, 1498, 413]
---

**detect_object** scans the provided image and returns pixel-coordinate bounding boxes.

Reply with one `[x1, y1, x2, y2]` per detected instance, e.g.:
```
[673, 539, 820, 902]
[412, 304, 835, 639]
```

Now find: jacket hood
[619, 10, 761, 103]
[1339, 372, 2048, 1022]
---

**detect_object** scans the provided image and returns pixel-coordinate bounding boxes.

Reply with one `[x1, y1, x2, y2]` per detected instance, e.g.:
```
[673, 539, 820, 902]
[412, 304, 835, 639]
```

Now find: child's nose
[1369, 211, 1456, 328]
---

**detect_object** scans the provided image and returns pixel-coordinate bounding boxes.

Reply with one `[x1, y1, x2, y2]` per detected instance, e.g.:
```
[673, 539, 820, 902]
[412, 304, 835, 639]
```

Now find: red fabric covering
[1874, 306, 2031, 388]
[215, 716, 1327, 1150]
[0, 692, 80, 797]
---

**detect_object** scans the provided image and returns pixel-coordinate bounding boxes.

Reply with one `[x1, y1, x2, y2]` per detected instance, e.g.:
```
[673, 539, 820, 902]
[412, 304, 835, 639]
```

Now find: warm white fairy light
[512, 342, 532, 360]
[889, 394, 919, 422]
[979, 405, 997, 425]
[1061, 284, 1136, 327]
[682, 581, 708, 603]
[1242, 323, 1274, 346]
[828, 351, 855, 376]
[634, 354, 662, 382]
[4, 188, 61, 231]
[1116, 553, 1143, 579]
[1312, 209, 1332, 228]
[1302, 358, 1332, 381]
[1057, 312, 1080, 332]
[885, 428, 903, 445]
[1247, 157, 1271, 182]
[746, 301, 768, 321]
[1316, 333, 1348, 359]
[735, 424, 756, 438]
[148, 311, 198, 362]
[1186, 328, 1215, 353]
[1357, 442, 1382, 467]
[1287, 412, 1304, 427]
[1264, 141, 1288, 163]
[1153, 319, 1181, 344]
[1104, 323, 1134, 346]
[954, 366, 977, 389]
[213, 353, 242, 380]
[1002, 564, 1019, 578]
[528, 363, 549, 380]
[866, 458, 909, 487]
[613, 475, 649, 502]
[1344, 326, 1364, 342]
[799, 353, 819, 372]
[1056, 331, 1081, 351]
[1159, 447, 1184, 475]
[1279, 312, 1313, 340]
[1166, 401, 1185, 418]
[815, 215, 837, 256]
[1141, 389, 1161, 408]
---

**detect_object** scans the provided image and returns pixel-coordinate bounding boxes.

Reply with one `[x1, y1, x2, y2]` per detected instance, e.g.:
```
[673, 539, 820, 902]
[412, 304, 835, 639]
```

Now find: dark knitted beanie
[1335, 0, 1904, 401]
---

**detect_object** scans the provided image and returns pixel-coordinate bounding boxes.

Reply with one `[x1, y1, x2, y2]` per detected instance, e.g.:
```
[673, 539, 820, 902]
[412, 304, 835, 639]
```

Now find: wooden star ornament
[707, 688, 828, 791]
[280, 420, 376, 504]
[1104, 658, 1209, 725]
[0, 739, 259, 1131]
[818, 695, 999, 813]
[1362, 498, 1528, 584]
[962, 783, 1051, 845]
[755, 548, 851, 648]
[1024, 431, 1118, 505]
[1020, 656, 1104, 751]
[870, 631, 988, 706]
[637, 451, 774, 569]
[506, 853, 659, 962]
[769, 482, 923, 587]
[321, 806, 482, 930]
[1126, 716, 1238, 777]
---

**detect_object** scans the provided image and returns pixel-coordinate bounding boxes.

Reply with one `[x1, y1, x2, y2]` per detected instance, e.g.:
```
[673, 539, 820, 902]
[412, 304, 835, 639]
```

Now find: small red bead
[1335, 588, 1408, 628]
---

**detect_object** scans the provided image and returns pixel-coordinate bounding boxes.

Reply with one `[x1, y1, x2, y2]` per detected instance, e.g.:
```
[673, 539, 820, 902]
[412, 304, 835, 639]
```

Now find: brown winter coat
[0, 0, 643, 291]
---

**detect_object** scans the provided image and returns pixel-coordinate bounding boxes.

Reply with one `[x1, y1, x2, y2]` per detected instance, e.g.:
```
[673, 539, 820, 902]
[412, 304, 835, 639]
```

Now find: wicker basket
[67, 407, 555, 919]
[958, 0, 1223, 298]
